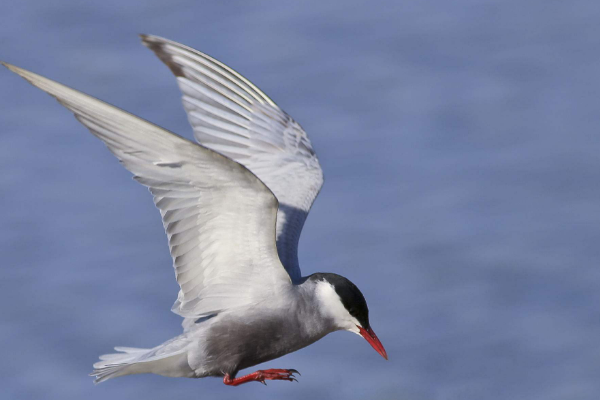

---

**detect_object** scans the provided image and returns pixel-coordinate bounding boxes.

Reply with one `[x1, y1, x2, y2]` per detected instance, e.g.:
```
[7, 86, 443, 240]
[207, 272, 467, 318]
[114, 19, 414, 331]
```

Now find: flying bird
[2, 35, 387, 386]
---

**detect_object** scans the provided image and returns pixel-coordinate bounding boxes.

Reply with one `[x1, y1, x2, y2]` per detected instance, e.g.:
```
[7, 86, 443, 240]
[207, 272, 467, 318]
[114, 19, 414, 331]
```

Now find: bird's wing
[140, 35, 324, 282]
[3, 62, 292, 318]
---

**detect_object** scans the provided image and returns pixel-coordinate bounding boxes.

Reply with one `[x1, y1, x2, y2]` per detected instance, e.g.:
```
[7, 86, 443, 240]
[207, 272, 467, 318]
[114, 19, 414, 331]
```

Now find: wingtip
[139, 33, 165, 46]
[139, 33, 151, 47]
[1, 61, 15, 71]
[1, 62, 28, 78]
[0, 62, 41, 83]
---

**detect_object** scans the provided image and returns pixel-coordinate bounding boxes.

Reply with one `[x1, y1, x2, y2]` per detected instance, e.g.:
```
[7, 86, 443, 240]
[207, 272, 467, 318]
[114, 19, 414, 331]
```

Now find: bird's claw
[259, 368, 300, 384]
[225, 368, 300, 386]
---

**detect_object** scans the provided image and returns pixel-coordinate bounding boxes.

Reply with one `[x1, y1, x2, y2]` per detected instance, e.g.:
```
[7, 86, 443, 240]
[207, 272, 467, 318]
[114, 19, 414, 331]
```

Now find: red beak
[358, 326, 388, 360]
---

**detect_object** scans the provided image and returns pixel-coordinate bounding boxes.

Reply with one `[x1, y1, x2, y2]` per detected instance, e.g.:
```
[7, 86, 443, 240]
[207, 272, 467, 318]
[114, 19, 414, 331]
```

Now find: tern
[2, 35, 387, 386]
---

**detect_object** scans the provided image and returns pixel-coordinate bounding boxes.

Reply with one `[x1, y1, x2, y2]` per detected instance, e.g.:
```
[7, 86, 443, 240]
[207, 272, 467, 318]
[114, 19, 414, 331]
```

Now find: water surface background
[1, 1, 600, 399]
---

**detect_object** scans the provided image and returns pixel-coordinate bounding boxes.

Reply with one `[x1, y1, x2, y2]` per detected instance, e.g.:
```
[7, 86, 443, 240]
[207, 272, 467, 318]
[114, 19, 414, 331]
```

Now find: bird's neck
[289, 278, 339, 340]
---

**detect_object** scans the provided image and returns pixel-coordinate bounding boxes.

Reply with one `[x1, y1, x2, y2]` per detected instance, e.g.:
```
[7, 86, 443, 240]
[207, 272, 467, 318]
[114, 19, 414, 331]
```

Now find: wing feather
[141, 35, 324, 282]
[3, 62, 291, 318]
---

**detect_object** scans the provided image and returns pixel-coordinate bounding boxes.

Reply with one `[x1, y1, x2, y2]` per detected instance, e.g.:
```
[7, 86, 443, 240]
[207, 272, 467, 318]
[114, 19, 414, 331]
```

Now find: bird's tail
[90, 344, 193, 383]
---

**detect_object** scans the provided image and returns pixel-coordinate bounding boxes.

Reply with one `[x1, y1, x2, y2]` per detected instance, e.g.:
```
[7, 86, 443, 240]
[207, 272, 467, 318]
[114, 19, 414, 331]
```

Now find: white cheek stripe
[315, 281, 361, 331]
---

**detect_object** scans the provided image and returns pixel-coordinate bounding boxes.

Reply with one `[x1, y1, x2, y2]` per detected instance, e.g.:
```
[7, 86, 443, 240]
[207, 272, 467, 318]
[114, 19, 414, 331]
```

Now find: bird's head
[311, 273, 387, 360]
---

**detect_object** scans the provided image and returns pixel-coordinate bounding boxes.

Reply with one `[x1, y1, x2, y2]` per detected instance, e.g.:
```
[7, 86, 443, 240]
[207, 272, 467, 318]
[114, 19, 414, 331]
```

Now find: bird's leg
[223, 369, 300, 386]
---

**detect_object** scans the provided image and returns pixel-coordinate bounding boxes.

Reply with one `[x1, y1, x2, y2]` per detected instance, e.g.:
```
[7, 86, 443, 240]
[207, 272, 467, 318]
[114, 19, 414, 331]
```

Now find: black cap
[309, 272, 370, 329]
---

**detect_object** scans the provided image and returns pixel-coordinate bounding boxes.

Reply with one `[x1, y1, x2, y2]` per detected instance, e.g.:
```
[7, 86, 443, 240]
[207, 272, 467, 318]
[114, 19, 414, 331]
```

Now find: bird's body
[97, 276, 335, 382]
[3, 35, 386, 386]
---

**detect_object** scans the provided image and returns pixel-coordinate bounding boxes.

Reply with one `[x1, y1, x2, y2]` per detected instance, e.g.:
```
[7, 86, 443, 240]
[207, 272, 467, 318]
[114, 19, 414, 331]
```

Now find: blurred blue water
[2, 1, 600, 399]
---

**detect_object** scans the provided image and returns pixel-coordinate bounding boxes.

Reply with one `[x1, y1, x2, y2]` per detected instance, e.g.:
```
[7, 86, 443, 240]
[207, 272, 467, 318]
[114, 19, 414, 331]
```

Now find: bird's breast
[200, 299, 332, 375]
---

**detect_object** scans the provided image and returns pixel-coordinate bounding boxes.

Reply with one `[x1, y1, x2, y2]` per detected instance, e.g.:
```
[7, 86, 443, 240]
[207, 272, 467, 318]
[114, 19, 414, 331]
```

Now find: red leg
[223, 368, 300, 386]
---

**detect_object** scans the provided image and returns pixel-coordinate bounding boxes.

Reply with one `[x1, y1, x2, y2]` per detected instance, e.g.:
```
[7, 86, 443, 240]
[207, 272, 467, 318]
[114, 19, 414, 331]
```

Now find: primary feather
[140, 35, 324, 282]
[1, 62, 292, 319]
